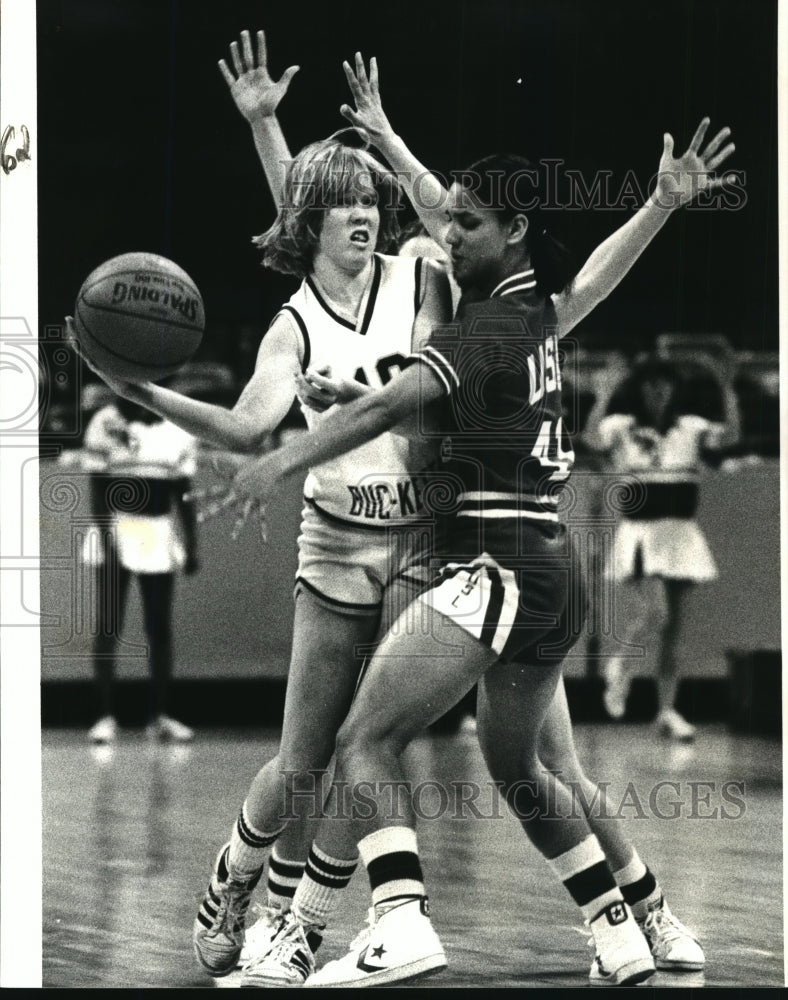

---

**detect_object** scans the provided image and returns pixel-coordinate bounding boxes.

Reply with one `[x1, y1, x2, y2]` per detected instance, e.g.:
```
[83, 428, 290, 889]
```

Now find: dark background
[37, 0, 778, 374]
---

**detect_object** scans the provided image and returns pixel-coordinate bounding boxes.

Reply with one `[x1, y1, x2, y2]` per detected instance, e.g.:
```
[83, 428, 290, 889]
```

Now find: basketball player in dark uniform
[196, 50, 735, 988]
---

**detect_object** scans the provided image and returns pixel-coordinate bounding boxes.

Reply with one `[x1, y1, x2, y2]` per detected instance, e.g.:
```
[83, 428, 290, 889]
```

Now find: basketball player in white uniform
[185, 39, 716, 985]
[66, 31, 453, 985]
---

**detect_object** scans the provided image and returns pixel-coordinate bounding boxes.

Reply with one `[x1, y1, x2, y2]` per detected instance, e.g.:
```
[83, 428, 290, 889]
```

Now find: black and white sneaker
[304, 897, 446, 988]
[193, 844, 262, 977]
[241, 911, 320, 987]
[588, 901, 656, 986]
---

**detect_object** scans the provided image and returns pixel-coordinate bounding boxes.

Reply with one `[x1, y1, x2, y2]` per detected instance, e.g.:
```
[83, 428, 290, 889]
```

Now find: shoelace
[644, 907, 695, 945]
[211, 882, 252, 936]
[247, 919, 309, 972]
[349, 907, 376, 951]
[243, 906, 279, 949]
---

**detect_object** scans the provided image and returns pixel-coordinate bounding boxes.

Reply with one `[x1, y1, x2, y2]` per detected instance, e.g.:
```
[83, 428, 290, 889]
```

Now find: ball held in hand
[73, 252, 205, 382]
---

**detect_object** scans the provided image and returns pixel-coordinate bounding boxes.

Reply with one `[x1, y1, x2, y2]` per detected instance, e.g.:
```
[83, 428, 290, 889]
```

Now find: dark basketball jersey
[410, 270, 584, 663]
[412, 269, 574, 526]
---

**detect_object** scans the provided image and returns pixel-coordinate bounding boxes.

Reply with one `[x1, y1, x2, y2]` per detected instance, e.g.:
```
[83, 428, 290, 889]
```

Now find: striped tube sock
[292, 842, 358, 930]
[227, 802, 284, 880]
[358, 826, 425, 910]
[546, 835, 624, 923]
[267, 846, 306, 914]
[613, 849, 662, 920]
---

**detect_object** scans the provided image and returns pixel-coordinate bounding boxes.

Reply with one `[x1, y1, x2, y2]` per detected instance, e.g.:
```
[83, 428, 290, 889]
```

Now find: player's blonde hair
[254, 134, 401, 277]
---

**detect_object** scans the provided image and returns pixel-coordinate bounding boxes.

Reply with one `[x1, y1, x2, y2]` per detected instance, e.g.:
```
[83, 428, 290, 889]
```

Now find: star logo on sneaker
[606, 903, 628, 926]
[356, 944, 387, 973]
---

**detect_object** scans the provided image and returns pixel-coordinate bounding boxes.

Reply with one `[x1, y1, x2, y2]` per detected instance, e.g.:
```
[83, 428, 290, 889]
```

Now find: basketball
[73, 252, 205, 382]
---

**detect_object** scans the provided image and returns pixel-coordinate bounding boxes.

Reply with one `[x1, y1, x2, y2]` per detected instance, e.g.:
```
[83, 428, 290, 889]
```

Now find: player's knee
[537, 732, 562, 773]
[334, 714, 398, 766]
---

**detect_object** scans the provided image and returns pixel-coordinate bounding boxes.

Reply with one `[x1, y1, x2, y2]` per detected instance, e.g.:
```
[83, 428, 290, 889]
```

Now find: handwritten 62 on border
[1, 124, 31, 175]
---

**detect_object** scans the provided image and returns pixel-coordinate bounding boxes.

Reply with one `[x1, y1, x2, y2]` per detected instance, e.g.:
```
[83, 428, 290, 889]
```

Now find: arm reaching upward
[218, 29, 299, 205]
[340, 53, 451, 254]
[553, 119, 736, 338]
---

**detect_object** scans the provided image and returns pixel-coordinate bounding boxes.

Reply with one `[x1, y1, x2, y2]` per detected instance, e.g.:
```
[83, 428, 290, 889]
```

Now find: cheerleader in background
[593, 356, 740, 741]
[82, 395, 199, 744]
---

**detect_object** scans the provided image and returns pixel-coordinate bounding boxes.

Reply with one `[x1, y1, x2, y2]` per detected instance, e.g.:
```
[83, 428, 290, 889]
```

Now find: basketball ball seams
[75, 302, 199, 368]
[73, 252, 205, 381]
[74, 308, 180, 381]
[80, 270, 203, 332]
[77, 297, 204, 335]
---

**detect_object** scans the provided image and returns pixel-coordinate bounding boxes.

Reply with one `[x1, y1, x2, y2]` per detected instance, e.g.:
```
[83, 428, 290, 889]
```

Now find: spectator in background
[588, 355, 739, 741]
[82, 395, 199, 744]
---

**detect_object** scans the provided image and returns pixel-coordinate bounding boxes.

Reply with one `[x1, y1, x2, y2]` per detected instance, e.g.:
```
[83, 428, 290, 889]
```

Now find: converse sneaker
[88, 715, 118, 744]
[303, 897, 446, 988]
[193, 845, 263, 977]
[147, 714, 194, 742]
[656, 708, 696, 743]
[641, 897, 704, 970]
[241, 911, 320, 987]
[602, 660, 630, 720]
[238, 903, 283, 968]
[588, 901, 655, 986]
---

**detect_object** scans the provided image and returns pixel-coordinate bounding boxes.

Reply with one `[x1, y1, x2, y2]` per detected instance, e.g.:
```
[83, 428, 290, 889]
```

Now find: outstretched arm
[553, 119, 736, 337]
[218, 29, 300, 205]
[192, 359, 448, 533]
[67, 314, 300, 452]
[340, 54, 451, 253]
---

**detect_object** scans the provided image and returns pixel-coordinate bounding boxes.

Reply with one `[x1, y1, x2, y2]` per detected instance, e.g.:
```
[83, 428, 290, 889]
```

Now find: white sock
[267, 845, 305, 913]
[291, 842, 358, 929]
[546, 835, 624, 923]
[358, 826, 425, 909]
[227, 801, 284, 879]
[613, 848, 661, 920]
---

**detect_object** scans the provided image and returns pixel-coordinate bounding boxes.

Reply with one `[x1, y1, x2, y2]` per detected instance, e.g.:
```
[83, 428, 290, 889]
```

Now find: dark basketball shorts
[415, 519, 587, 665]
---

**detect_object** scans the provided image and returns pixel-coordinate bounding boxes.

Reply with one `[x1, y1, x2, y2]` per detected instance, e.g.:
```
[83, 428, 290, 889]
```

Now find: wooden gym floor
[42, 723, 782, 988]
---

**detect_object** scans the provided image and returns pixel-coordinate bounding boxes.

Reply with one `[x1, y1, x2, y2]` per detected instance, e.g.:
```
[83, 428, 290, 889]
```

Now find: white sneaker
[641, 898, 705, 970]
[656, 709, 696, 743]
[193, 845, 263, 977]
[602, 660, 630, 720]
[348, 906, 375, 951]
[241, 911, 318, 987]
[588, 901, 655, 986]
[88, 715, 118, 744]
[238, 903, 283, 968]
[304, 897, 446, 989]
[147, 714, 194, 742]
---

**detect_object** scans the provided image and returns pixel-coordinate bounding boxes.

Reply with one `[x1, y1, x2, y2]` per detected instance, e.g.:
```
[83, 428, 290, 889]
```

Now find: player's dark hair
[396, 218, 430, 250]
[606, 356, 685, 430]
[254, 137, 401, 277]
[457, 154, 575, 297]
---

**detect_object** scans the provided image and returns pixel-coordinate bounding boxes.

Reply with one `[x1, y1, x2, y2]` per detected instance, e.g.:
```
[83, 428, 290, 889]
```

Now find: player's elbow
[225, 419, 270, 454]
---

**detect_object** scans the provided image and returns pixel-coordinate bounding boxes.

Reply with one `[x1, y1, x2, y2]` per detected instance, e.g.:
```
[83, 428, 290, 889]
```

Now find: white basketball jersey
[276, 253, 430, 527]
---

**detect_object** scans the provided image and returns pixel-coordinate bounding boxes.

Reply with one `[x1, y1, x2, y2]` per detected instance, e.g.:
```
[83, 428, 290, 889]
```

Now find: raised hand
[340, 53, 395, 145]
[655, 118, 736, 208]
[218, 29, 299, 124]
